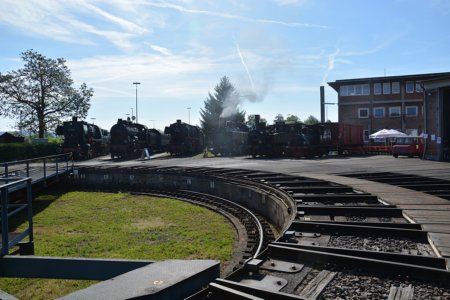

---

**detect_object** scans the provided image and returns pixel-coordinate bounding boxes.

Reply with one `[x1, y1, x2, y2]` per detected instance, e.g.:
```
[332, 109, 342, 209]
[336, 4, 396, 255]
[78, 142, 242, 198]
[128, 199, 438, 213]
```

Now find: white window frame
[389, 106, 401, 117]
[405, 106, 418, 117]
[373, 107, 385, 118]
[358, 108, 369, 118]
[382, 82, 391, 94]
[340, 84, 370, 96]
[374, 83, 381, 95]
[406, 81, 414, 93]
[415, 82, 423, 92]
[392, 82, 400, 94]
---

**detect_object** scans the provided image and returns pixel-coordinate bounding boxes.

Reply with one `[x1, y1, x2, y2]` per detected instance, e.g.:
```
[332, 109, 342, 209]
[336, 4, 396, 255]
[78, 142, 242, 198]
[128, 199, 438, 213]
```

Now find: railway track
[71, 165, 450, 298]
[340, 171, 450, 200]
[131, 189, 275, 274]
[173, 168, 450, 299]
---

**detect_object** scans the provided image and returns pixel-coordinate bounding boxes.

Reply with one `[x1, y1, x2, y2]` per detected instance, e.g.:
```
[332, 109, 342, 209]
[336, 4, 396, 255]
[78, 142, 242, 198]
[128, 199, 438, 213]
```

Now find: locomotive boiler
[55, 116, 110, 160]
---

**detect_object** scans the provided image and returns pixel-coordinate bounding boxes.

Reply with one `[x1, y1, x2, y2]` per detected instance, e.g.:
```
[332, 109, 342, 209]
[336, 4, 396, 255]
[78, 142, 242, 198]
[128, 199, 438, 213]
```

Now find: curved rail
[133, 189, 268, 260]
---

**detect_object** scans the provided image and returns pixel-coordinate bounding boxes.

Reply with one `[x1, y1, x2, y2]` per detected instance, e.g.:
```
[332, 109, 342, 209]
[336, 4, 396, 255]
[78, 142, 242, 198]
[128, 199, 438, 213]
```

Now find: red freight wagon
[325, 123, 364, 154]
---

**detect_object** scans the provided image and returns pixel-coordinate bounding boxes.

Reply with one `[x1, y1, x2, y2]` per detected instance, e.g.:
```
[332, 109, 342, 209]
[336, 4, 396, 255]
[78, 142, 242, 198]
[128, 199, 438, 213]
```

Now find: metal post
[133, 82, 141, 123]
[187, 107, 191, 124]
[27, 179, 34, 245]
[43, 159, 47, 180]
[26, 161, 29, 177]
[1, 186, 9, 255]
[4, 164, 8, 179]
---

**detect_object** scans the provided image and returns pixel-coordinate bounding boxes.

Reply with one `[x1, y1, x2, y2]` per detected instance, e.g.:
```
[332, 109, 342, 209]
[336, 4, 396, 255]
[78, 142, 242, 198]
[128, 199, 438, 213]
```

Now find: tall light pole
[187, 107, 191, 124]
[133, 82, 141, 123]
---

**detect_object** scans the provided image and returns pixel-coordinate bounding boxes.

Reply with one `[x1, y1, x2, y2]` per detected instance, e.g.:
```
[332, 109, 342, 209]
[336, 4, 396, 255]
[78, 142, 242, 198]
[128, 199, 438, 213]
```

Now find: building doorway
[443, 88, 450, 161]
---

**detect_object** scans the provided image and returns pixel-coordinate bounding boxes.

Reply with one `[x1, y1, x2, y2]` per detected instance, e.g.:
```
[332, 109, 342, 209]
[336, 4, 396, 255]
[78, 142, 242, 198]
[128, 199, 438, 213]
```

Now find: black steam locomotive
[164, 120, 204, 155]
[110, 118, 170, 159]
[248, 115, 363, 158]
[210, 121, 249, 156]
[55, 117, 110, 159]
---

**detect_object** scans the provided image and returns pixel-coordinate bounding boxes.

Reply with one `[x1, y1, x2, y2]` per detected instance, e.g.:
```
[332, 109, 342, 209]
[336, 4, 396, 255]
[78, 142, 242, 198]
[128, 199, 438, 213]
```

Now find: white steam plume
[221, 40, 274, 118]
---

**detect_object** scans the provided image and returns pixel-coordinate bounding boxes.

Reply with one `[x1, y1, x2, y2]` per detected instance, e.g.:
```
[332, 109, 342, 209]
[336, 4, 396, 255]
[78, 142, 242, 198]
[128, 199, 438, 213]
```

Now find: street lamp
[187, 107, 191, 124]
[133, 82, 141, 123]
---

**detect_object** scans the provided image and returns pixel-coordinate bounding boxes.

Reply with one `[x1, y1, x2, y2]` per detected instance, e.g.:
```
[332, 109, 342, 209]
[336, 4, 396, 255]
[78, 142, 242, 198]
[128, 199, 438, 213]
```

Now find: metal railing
[1, 177, 33, 256]
[1, 153, 73, 183]
[0, 153, 73, 256]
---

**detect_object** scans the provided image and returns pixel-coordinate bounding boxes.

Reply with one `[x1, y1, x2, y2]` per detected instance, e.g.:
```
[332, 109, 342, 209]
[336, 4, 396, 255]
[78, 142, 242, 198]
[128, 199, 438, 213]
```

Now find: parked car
[392, 136, 424, 158]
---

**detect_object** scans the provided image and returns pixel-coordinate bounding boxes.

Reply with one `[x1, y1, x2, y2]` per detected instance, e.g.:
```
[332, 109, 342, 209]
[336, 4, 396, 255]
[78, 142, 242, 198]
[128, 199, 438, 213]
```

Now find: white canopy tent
[369, 129, 408, 139]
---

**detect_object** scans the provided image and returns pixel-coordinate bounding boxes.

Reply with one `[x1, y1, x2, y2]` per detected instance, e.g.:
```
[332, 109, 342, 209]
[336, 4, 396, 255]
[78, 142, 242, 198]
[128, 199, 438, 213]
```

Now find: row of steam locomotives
[211, 115, 364, 158]
[56, 117, 205, 160]
[56, 115, 363, 160]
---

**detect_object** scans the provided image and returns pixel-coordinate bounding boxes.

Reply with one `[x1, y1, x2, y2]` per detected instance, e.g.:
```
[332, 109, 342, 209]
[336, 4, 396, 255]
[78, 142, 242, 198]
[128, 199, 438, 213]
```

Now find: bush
[0, 142, 59, 163]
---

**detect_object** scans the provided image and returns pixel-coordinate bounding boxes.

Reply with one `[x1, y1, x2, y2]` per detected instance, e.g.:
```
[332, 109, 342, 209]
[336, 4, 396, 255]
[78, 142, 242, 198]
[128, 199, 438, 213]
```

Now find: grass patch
[1, 191, 235, 299]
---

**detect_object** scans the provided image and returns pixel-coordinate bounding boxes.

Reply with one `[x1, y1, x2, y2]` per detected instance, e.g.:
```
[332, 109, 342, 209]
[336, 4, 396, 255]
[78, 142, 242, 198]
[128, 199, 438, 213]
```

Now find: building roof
[328, 71, 450, 92]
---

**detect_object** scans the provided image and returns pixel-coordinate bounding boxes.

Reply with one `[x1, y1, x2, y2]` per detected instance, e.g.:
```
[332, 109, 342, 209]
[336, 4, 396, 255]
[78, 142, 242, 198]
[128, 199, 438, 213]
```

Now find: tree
[274, 114, 284, 123]
[286, 114, 301, 123]
[0, 50, 93, 137]
[304, 115, 320, 125]
[200, 76, 245, 142]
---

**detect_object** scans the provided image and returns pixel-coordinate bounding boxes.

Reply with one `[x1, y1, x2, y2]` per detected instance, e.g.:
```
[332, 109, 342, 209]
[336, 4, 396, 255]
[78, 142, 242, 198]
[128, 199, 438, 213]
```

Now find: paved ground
[77, 154, 450, 262]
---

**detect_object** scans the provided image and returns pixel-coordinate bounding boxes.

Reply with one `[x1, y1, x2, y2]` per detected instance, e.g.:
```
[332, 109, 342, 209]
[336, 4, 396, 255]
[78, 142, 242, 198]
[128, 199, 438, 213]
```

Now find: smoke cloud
[220, 41, 275, 118]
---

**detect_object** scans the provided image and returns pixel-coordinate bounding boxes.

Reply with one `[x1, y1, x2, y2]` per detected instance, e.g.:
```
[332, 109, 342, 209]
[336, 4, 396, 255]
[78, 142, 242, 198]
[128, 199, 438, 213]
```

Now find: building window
[383, 82, 391, 94]
[406, 81, 414, 93]
[392, 82, 400, 94]
[415, 83, 423, 92]
[374, 83, 381, 95]
[389, 106, 401, 117]
[373, 107, 385, 118]
[358, 108, 369, 118]
[340, 84, 370, 96]
[405, 129, 418, 136]
[363, 130, 369, 142]
[405, 106, 418, 117]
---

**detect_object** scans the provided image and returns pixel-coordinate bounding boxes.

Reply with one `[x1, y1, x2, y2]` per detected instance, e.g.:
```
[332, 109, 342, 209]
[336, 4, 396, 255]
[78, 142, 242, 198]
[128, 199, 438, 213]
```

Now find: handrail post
[4, 163, 8, 179]
[27, 178, 34, 244]
[1, 186, 9, 256]
[56, 157, 59, 175]
[43, 158, 47, 180]
[26, 161, 30, 177]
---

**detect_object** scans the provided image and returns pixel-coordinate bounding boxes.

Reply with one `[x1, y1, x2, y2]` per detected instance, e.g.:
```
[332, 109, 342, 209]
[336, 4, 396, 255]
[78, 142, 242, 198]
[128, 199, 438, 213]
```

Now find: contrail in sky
[235, 40, 255, 91]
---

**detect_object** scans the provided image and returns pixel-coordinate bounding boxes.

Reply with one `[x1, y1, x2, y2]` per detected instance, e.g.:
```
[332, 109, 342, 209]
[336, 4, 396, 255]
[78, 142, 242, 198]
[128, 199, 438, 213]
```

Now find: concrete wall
[72, 167, 295, 233]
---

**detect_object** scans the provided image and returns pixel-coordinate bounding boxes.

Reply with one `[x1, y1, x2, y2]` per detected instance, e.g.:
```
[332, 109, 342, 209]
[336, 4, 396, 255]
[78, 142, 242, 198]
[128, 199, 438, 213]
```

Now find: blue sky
[1, 0, 449, 132]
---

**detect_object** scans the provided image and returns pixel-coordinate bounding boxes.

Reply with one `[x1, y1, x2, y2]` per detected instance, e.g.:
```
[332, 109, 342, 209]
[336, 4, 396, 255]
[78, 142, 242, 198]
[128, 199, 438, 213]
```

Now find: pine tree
[200, 76, 245, 143]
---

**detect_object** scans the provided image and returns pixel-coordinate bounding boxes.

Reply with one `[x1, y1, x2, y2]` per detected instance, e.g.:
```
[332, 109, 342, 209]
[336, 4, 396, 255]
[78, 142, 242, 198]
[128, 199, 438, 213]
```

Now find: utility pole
[133, 82, 141, 123]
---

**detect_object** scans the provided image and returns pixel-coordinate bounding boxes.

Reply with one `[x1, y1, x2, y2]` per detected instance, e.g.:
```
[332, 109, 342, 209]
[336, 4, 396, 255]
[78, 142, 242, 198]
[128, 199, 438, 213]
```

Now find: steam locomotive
[164, 120, 204, 155]
[210, 121, 249, 156]
[248, 115, 364, 158]
[55, 117, 110, 159]
[110, 118, 170, 159]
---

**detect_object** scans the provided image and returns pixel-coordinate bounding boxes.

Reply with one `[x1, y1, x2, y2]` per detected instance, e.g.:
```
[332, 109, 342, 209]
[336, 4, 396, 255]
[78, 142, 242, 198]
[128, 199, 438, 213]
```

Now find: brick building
[328, 72, 450, 160]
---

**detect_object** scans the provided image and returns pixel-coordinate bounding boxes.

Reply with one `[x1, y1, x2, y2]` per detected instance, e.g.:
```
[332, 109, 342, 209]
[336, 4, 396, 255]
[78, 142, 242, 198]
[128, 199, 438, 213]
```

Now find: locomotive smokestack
[320, 86, 325, 123]
[177, 119, 181, 124]
[72, 116, 78, 122]
[254, 114, 260, 130]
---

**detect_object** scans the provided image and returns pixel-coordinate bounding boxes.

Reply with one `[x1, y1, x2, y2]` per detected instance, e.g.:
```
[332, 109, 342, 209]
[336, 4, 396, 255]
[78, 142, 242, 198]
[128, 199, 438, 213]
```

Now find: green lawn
[0, 190, 235, 299]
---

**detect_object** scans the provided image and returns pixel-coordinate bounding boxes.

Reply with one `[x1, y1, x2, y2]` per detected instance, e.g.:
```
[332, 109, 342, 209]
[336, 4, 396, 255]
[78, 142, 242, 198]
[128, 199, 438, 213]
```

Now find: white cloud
[145, 1, 327, 28]
[147, 44, 172, 56]
[273, 0, 308, 6]
[0, 0, 151, 50]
